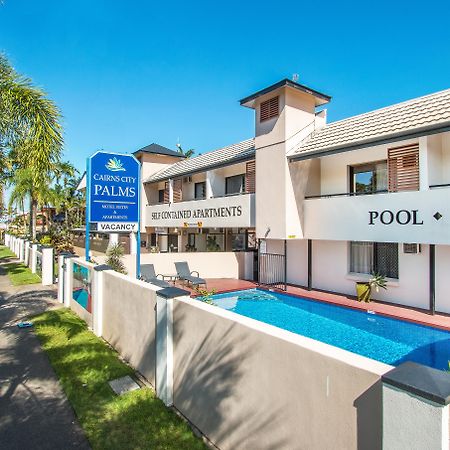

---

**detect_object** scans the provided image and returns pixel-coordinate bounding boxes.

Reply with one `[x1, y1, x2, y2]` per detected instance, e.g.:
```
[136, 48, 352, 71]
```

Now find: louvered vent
[245, 160, 256, 193]
[388, 144, 419, 192]
[173, 178, 182, 203]
[260, 96, 279, 122]
[163, 181, 170, 203]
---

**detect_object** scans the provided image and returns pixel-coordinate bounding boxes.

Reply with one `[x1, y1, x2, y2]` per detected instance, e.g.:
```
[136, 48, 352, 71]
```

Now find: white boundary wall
[56, 259, 450, 450]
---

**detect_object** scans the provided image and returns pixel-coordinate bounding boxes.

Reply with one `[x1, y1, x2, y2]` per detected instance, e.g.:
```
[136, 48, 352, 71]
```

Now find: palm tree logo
[105, 157, 126, 172]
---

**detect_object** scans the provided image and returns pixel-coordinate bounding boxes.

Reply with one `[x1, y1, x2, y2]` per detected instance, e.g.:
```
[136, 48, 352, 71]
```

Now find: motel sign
[88, 151, 140, 232]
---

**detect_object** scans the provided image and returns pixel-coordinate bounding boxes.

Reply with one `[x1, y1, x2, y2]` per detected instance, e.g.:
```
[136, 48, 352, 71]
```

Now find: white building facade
[139, 79, 450, 313]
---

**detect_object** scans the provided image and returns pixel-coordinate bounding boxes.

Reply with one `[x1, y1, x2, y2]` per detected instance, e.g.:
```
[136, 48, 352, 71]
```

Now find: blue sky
[1, 0, 449, 175]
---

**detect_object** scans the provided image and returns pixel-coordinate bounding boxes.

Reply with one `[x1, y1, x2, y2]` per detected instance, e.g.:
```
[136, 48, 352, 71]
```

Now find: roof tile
[145, 138, 255, 183]
[289, 89, 450, 157]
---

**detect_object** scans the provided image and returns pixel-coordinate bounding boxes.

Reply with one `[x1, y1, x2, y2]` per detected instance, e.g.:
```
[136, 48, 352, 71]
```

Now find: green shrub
[106, 243, 127, 274]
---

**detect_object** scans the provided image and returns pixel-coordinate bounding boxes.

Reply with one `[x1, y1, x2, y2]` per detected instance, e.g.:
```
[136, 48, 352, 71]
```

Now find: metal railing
[147, 191, 253, 206]
[305, 190, 388, 200]
[429, 183, 450, 189]
[258, 252, 286, 291]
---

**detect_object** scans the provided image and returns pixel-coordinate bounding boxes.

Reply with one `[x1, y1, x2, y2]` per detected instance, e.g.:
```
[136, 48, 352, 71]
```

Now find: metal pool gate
[258, 242, 287, 291]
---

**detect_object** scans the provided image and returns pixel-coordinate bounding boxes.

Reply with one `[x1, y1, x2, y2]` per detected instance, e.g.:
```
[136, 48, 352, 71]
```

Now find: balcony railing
[147, 191, 253, 206]
[429, 183, 450, 189]
[305, 190, 388, 200]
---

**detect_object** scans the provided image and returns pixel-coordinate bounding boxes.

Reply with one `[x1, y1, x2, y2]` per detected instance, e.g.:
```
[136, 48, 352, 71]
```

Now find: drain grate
[108, 375, 140, 396]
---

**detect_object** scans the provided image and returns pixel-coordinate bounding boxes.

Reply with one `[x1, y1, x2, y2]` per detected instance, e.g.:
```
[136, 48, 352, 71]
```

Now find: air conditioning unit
[403, 243, 421, 254]
[183, 176, 192, 183]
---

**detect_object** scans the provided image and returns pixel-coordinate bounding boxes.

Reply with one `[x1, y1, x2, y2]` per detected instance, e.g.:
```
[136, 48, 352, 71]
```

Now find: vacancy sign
[88, 151, 140, 232]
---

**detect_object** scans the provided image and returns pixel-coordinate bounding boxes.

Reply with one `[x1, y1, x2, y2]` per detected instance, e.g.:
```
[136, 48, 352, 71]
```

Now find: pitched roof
[288, 88, 450, 160]
[134, 143, 184, 158]
[145, 138, 255, 183]
[240, 78, 331, 107]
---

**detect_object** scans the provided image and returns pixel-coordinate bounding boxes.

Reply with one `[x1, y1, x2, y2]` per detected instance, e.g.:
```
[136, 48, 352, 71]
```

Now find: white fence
[4, 234, 54, 286]
[56, 254, 450, 450]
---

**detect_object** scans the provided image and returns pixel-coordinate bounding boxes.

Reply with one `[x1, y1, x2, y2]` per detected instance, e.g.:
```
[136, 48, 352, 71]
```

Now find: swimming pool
[206, 289, 450, 371]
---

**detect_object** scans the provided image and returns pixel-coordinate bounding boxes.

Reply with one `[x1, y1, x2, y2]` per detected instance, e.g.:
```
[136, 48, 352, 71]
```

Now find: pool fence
[5, 234, 54, 286]
[54, 252, 450, 450]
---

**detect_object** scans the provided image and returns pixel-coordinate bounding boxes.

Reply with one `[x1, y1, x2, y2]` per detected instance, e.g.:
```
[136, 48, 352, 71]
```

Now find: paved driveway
[0, 268, 90, 450]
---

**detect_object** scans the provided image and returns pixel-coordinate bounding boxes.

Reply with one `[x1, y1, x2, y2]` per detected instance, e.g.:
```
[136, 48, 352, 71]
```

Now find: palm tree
[176, 143, 195, 158]
[8, 168, 33, 232]
[0, 55, 63, 239]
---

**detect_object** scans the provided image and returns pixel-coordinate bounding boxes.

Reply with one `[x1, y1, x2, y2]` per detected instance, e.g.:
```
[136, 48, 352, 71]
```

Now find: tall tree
[0, 55, 63, 239]
[8, 168, 32, 231]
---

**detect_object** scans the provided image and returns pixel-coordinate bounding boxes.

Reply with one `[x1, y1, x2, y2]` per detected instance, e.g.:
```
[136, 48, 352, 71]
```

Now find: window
[350, 161, 387, 194]
[158, 189, 165, 203]
[231, 232, 246, 251]
[260, 96, 279, 122]
[225, 174, 245, 195]
[350, 241, 398, 279]
[194, 181, 206, 199]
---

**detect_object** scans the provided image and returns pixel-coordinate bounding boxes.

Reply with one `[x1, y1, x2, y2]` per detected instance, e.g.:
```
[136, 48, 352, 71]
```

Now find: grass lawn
[33, 308, 206, 450]
[0, 245, 16, 259]
[0, 245, 41, 285]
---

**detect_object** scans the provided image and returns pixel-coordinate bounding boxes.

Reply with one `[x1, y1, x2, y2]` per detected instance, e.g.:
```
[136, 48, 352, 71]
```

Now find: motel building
[135, 78, 450, 314]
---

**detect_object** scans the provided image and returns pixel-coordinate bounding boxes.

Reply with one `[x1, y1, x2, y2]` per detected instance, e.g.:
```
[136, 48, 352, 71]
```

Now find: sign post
[86, 151, 141, 278]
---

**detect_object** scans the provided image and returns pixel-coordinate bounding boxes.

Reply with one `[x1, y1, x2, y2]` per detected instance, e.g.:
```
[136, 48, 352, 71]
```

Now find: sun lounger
[175, 261, 206, 287]
[140, 264, 172, 288]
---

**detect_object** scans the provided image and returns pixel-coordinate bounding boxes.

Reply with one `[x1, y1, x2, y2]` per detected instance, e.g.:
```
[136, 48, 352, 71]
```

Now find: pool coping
[179, 295, 393, 376]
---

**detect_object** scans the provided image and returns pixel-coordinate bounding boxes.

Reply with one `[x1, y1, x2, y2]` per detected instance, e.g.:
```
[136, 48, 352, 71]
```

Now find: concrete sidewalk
[0, 265, 90, 449]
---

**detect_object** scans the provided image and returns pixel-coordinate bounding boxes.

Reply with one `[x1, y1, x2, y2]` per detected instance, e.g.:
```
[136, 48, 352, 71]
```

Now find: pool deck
[182, 278, 450, 332]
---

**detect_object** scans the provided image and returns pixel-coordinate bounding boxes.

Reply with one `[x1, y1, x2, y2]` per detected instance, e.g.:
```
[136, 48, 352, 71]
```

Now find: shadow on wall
[353, 380, 382, 450]
[288, 158, 318, 233]
[101, 285, 157, 386]
[172, 307, 289, 450]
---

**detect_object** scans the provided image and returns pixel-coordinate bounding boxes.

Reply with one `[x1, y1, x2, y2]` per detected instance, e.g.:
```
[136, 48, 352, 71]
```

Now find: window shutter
[245, 160, 256, 193]
[173, 178, 182, 203]
[260, 96, 279, 122]
[163, 182, 170, 203]
[388, 144, 419, 192]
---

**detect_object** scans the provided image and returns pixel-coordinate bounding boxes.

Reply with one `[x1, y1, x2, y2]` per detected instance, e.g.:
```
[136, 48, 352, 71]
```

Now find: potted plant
[356, 273, 387, 302]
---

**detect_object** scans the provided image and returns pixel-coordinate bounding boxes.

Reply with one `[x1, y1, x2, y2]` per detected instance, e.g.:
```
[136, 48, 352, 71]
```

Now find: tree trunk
[29, 197, 38, 240]
[22, 200, 27, 231]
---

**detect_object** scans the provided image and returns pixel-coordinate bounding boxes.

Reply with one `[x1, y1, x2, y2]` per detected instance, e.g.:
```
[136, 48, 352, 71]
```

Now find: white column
[18, 239, 23, 261]
[24, 241, 30, 266]
[108, 233, 119, 247]
[31, 244, 38, 273]
[57, 254, 67, 303]
[92, 265, 110, 337]
[168, 179, 174, 204]
[419, 136, 429, 191]
[205, 170, 213, 199]
[156, 295, 174, 406]
[383, 362, 450, 450]
[63, 257, 76, 307]
[129, 232, 137, 255]
[41, 247, 54, 286]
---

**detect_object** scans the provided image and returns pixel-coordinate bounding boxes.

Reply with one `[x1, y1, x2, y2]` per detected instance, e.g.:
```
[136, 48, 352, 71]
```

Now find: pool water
[207, 289, 450, 371]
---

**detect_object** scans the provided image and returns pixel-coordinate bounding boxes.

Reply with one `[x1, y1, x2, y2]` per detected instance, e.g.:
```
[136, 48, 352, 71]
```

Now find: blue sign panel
[88, 151, 140, 229]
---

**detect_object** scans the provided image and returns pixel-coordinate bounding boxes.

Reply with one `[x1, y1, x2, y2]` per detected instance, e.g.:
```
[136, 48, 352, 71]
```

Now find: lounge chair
[140, 264, 172, 288]
[175, 261, 206, 287]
